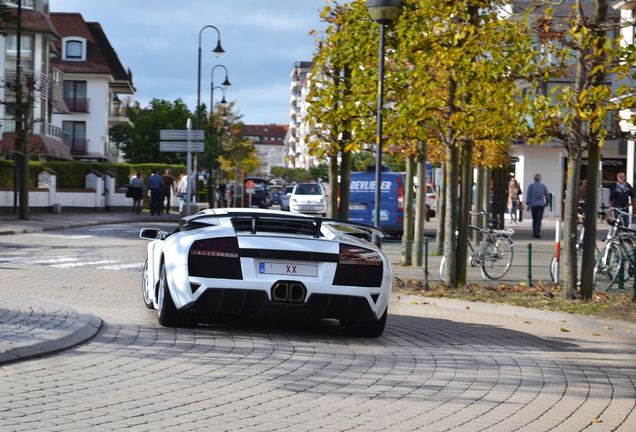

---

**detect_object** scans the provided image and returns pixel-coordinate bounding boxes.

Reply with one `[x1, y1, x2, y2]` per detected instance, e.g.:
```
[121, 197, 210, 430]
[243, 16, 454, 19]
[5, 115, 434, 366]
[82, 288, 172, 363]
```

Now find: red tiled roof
[49, 13, 133, 90]
[241, 124, 288, 146]
[0, 8, 60, 37]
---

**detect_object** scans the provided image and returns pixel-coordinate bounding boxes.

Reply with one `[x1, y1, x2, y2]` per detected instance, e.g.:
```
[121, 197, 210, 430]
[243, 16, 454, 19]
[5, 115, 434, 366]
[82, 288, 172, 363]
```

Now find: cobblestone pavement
[0, 224, 635, 431]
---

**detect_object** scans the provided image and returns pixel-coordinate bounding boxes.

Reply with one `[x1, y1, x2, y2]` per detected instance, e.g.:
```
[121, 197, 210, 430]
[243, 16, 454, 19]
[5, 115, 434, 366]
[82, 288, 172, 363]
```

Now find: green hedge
[0, 161, 186, 189]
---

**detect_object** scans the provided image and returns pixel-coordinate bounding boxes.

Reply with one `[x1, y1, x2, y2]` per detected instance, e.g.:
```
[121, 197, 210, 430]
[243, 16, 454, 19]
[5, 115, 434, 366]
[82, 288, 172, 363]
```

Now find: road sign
[160, 129, 204, 141]
[160, 142, 204, 152]
[245, 180, 255, 195]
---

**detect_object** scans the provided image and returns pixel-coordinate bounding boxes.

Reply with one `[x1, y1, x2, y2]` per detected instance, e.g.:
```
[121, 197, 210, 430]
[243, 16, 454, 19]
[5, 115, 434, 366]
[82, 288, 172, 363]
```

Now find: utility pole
[15, 0, 29, 220]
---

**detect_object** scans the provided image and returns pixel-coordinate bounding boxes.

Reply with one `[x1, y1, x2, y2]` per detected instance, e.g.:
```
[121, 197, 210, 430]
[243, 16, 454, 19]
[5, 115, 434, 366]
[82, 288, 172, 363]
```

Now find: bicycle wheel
[480, 237, 513, 280]
[602, 243, 625, 289]
[550, 256, 559, 283]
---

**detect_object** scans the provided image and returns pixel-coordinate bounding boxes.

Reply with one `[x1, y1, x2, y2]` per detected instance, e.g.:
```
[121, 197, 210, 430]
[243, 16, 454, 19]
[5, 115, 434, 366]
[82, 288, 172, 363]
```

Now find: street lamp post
[207, 85, 228, 207]
[366, 0, 402, 240]
[210, 64, 231, 112]
[196, 25, 224, 129]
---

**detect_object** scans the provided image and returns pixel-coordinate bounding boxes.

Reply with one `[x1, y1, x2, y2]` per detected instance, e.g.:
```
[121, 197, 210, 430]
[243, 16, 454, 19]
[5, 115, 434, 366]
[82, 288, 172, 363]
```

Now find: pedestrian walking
[507, 177, 522, 223]
[177, 171, 194, 214]
[218, 182, 227, 208]
[161, 169, 175, 214]
[147, 169, 164, 216]
[609, 171, 633, 226]
[525, 173, 550, 238]
[129, 172, 144, 215]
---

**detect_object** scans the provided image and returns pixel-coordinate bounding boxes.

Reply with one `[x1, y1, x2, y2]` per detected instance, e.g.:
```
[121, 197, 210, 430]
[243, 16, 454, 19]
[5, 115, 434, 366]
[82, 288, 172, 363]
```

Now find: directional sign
[160, 129, 205, 141]
[160, 142, 204, 152]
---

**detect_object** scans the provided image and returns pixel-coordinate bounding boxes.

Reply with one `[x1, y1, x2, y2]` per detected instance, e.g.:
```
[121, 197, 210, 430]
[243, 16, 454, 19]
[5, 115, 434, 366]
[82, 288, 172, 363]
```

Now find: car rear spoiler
[180, 212, 384, 240]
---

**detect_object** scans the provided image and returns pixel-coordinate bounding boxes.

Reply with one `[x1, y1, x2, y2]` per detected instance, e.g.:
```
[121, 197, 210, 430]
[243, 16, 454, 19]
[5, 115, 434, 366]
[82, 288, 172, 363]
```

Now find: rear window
[426, 185, 434, 194]
[295, 184, 322, 195]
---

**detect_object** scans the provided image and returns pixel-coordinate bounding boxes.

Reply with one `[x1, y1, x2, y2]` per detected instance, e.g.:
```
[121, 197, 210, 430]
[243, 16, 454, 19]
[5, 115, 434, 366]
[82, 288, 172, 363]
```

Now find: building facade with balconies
[49, 12, 134, 162]
[288, 61, 312, 169]
[0, 0, 72, 160]
[613, 1, 636, 188]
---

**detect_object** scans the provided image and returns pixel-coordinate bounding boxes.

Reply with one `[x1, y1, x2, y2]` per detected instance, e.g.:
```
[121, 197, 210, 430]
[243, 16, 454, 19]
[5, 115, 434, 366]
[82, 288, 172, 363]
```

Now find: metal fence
[387, 239, 636, 296]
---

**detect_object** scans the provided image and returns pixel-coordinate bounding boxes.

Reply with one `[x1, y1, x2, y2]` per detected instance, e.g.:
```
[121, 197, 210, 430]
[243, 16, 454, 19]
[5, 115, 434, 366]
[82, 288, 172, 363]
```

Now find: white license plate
[259, 262, 317, 277]
[349, 204, 366, 211]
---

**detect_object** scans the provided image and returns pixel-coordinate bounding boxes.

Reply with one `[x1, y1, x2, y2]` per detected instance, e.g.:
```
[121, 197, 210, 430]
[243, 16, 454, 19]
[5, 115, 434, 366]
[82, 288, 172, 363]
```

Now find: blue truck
[347, 171, 405, 237]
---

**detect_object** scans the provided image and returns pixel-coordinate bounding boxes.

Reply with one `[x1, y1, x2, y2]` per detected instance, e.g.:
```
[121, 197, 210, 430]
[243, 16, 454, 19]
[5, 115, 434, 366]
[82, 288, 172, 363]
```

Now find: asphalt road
[0, 223, 635, 431]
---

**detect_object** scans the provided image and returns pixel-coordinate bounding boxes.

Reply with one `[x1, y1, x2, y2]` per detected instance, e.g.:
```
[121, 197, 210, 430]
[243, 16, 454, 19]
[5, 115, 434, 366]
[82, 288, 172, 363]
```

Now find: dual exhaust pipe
[271, 281, 307, 303]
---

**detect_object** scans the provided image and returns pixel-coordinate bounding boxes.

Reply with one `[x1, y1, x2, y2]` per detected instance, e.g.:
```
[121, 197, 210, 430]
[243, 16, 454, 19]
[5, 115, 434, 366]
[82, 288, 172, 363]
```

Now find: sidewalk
[0, 209, 626, 365]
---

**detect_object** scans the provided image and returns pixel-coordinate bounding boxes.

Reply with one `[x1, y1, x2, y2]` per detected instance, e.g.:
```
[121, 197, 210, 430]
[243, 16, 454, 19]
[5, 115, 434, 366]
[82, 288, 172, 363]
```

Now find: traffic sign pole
[186, 119, 192, 215]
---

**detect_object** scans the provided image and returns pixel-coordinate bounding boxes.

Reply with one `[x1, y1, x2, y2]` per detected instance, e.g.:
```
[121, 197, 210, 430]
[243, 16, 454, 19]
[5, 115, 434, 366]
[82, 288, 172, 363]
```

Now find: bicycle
[593, 208, 636, 290]
[439, 211, 515, 281]
[549, 205, 598, 283]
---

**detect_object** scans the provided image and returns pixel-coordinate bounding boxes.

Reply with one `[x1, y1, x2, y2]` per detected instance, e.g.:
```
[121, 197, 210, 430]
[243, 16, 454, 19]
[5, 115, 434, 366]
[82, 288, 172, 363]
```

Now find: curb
[0, 297, 102, 365]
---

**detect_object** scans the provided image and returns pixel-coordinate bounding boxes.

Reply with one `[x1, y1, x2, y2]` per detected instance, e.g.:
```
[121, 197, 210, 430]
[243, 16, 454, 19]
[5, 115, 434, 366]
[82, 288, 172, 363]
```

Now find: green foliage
[270, 166, 316, 183]
[110, 98, 196, 164]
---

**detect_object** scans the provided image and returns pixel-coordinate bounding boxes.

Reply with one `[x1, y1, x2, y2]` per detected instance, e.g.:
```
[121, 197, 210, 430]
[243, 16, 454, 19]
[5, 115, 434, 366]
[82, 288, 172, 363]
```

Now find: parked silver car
[279, 185, 295, 211]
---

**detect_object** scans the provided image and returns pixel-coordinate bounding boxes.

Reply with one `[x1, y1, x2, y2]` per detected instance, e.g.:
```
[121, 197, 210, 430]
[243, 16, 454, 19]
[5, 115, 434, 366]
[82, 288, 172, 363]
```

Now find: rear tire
[157, 262, 182, 327]
[142, 259, 154, 309]
[341, 309, 387, 338]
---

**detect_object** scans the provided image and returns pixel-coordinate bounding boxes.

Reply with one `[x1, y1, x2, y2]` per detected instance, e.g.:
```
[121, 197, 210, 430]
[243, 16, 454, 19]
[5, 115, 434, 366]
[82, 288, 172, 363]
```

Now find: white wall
[512, 146, 563, 217]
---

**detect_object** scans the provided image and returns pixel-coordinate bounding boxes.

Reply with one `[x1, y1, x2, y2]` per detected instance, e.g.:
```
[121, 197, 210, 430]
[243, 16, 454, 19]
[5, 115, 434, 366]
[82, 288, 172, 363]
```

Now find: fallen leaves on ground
[395, 279, 636, 322]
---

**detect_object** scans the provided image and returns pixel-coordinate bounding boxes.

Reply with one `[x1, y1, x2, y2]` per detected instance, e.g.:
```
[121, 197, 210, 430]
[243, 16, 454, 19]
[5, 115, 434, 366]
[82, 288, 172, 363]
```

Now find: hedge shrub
[0, 161, 185, 189]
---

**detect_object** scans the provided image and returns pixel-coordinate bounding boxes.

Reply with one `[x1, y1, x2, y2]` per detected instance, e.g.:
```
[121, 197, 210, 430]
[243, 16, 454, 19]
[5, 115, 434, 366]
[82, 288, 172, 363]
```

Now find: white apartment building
[288, 60, 313, 169]
[508, 1, 624, 217]
[0, 0, 71, 160]
[49, 12, 134, 162]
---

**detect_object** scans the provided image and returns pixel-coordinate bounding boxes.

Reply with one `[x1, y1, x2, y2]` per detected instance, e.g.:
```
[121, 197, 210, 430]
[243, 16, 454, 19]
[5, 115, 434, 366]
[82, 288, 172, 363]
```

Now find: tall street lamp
[196, 25, 224, 129]
[210, 64, 231, 112]
[207, 85, 227, 207]
[366, 0, 402, 238]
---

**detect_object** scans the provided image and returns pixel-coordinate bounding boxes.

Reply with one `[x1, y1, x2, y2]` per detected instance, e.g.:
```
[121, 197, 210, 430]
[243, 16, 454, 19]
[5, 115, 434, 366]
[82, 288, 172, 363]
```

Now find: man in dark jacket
[147, 169, 164, 216]
[525, 173, 550, 238]
[609, 171, 633, 226]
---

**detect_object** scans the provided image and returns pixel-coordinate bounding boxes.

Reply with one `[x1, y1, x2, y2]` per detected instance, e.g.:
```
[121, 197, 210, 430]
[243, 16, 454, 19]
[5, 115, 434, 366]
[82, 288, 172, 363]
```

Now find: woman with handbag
[129, 172, 144, 214]
[507, 177, 522, 224]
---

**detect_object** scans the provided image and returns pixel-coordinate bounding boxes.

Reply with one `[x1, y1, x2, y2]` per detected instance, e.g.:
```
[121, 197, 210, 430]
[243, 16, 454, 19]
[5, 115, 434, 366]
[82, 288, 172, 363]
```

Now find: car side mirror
[139, 228, 168, 240]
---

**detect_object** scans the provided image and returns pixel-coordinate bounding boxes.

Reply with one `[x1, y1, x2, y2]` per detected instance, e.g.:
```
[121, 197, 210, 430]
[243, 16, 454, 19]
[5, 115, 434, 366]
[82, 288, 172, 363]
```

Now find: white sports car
[140, 208, 392, 337]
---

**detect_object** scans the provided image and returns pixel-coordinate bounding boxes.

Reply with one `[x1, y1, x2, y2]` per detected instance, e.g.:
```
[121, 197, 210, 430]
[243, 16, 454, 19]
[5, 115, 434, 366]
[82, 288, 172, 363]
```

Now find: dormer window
[62, 37, 86, 61]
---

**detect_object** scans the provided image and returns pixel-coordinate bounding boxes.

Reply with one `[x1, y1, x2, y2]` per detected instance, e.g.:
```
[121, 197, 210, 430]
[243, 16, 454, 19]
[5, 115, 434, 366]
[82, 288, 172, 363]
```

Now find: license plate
[259, 262, 317, 277]
[349, 204, 366, 211]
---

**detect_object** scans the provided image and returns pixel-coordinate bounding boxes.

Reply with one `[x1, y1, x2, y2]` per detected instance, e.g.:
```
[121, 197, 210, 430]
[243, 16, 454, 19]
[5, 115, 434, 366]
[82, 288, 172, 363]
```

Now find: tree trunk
[443, 142, 459, 286]
[328, 153, 339, 218]
[401, 156, 415, 266]
[563, 153, 582, 299]
[581, 140, 600, 299]
[338, 149, 352, 220]
[581, 0, 608, 300]
[456, 140, 473, 285]
[436, 163, 446, 255]
[414, 146, 427, 267]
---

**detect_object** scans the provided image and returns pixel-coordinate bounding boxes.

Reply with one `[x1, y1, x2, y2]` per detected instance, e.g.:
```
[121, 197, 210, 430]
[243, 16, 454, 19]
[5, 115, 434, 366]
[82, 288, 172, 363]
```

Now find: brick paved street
[0, 223, 635, 431]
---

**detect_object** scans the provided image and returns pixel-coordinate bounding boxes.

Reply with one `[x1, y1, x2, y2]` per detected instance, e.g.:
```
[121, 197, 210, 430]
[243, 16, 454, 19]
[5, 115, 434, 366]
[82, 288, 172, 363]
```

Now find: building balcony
[66, 138, 89, 155]
[64, 97, 90, 113]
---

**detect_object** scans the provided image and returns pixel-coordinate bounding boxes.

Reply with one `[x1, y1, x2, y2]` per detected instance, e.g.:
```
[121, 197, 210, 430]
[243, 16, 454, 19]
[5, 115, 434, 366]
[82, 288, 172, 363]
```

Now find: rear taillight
[190, 237, 239, 258]
[338, 244, 382, 266]
[189, 237, 242, 279]
[397, 177, 404, 210]
[334, 243, 383, 287]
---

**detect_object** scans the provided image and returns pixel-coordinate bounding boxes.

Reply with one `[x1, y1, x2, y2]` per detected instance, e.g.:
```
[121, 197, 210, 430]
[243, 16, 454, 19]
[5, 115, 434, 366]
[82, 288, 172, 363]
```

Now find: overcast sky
[52, 0, 327, 125]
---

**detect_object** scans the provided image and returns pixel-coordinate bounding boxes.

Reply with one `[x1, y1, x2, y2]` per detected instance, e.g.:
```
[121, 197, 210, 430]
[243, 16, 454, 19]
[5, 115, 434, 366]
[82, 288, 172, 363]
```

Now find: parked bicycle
[593, 207, 636, 290]
[439, 211, 515, 281]
[549, 206, 598, 283]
